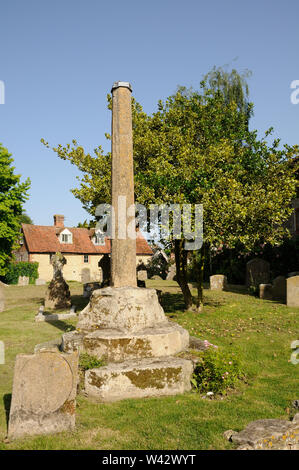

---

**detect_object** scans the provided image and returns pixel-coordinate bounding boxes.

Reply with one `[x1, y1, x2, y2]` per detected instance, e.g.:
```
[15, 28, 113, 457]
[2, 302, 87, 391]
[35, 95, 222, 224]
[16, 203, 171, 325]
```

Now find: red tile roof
[21, 224, 153, 255]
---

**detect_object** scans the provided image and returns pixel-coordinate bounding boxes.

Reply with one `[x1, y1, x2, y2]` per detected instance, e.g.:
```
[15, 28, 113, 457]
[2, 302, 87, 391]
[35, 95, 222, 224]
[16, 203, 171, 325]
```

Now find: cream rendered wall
[31, 253, 152, 282]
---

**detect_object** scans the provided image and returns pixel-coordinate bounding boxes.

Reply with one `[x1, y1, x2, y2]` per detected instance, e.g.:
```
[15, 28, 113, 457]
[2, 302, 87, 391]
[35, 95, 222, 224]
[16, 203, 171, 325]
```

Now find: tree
[18, 211, 33, 225]
[42, 71, 298, 311]
[0, 144, 30, 276]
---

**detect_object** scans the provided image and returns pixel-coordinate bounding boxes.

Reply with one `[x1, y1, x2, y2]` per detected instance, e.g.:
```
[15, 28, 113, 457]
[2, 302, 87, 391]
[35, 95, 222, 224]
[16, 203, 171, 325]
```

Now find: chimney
[53, 214, 64, 228]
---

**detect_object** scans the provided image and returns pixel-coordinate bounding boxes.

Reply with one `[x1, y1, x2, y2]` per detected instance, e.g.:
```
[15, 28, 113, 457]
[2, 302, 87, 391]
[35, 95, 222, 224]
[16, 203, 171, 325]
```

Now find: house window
[62, 234, 69, 243]
[84, 254, 89, 263]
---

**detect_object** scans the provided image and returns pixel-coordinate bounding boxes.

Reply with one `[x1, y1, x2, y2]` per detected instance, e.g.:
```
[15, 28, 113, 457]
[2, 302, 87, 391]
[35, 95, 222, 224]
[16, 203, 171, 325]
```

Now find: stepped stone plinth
[85, 357, 193, 402]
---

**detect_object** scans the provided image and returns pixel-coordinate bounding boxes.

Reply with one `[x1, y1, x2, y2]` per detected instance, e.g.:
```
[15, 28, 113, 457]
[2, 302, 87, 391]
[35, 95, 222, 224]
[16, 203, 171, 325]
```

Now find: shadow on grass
[48, 321, 76, 332]
[71, 294, 89, 311]
[3, 394, 11, 429]
[161, 290, 226, 313]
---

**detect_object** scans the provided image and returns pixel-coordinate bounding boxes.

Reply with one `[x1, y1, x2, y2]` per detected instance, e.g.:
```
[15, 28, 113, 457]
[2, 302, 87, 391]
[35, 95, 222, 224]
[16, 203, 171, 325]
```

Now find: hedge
[5, 262, 39, 285]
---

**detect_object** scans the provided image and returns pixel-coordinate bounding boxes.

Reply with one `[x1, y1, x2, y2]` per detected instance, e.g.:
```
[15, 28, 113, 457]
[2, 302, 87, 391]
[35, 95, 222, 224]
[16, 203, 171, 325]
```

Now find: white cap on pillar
[111, 81, 132, 92]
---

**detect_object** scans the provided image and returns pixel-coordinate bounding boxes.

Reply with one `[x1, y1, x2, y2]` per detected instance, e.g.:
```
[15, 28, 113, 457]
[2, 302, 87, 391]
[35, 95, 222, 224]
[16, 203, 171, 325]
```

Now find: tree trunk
[174, 239, 194, 310]
[195, 244, 206, 312]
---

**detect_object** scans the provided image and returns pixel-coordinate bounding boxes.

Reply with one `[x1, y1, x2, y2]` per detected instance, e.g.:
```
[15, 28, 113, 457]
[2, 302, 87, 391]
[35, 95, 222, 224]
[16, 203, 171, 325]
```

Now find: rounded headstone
[20, 352, 73, 414]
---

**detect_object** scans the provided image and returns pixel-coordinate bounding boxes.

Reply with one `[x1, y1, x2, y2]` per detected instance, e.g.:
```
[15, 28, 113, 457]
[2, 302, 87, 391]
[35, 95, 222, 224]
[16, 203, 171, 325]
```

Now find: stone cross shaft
[111, 81, 137, 288]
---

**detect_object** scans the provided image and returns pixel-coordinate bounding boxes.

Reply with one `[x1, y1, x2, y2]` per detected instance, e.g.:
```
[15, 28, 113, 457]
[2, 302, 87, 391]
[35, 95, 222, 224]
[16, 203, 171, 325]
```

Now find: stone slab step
[84, 356, 193, 402]
[83, 323, 189, 362]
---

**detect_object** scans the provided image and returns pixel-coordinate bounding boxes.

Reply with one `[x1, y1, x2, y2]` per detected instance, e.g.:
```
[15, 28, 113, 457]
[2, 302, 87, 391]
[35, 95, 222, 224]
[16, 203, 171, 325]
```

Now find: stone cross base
[61, 286, 193, 401]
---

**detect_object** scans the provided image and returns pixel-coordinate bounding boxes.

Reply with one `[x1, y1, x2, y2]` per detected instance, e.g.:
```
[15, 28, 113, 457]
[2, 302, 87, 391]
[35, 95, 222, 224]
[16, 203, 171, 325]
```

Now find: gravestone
[246, 258, 270, 288]
[210, 274, 227, 291]
[259, 283, 273, 300]
[62, 82, 192, 401]
[287, 275, 299, 307]
[137, 270, 147, 281]
[35, 278, 46, 286]
[166, 263, 176, 281]
[18, 276, 29, 286]
[44, 253, 71, 310]
[8, 350, 78, 439]
[272, 276, 286, 302]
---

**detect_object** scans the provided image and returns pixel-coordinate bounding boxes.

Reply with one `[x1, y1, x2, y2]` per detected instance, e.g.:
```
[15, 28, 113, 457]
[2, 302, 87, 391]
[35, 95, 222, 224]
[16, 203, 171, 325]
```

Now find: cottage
[15, 214, 153, 282]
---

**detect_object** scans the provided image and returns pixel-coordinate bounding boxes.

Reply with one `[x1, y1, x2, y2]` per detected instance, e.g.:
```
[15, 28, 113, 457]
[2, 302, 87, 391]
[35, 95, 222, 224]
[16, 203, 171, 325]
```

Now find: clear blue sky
[0, 0, 298, 227]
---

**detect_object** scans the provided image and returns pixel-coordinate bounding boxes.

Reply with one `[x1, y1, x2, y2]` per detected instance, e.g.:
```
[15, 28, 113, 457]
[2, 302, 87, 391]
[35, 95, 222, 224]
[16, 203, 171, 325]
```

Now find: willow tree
[42, 75, 298, 311]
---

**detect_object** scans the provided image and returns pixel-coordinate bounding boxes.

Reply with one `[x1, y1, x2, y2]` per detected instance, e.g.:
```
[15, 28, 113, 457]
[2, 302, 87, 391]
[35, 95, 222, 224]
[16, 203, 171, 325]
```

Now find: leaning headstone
[210, 274, 227, 291]
[287, 275, 299, 307]
[35, 278, 46, 286]
[44, 253, 71, 310]
[259, 283, 273, 300]
[272, 276, 286, 302]
[246, 259, 270, 288]
[18, 276, 29, 286]
[8, 350, 78, 439]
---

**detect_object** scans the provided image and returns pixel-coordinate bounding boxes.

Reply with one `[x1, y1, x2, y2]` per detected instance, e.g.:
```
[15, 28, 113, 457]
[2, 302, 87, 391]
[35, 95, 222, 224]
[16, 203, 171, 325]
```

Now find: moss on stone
[125, 366, 182, 390]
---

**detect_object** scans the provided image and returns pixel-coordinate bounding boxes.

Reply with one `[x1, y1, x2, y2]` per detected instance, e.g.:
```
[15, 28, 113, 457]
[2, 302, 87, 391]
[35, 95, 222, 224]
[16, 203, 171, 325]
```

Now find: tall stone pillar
[111, 81, 137, 288]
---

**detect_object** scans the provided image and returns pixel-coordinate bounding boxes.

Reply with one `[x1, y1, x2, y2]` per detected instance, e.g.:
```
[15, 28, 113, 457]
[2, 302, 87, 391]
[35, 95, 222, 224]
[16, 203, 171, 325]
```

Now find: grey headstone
[246, 259, 270, 288]
[210, 274, 227, 291]
[259, 283, 273, 300]
[8, 350, 78, 439]
[287, 275, 299, 307]
[35, 278, 46, 285]
[272, 276, 286, 302]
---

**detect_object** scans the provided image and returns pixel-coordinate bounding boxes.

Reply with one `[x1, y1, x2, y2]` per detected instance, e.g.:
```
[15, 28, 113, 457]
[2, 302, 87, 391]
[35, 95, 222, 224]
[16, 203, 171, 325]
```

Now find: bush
[79, 353, 105, 371]
[191, 347, 246, 395]
[4, 261, 39, 285]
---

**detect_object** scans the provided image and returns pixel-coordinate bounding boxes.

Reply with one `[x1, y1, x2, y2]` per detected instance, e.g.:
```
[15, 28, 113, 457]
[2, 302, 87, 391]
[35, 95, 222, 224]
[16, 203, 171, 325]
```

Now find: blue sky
[0, 0, 298, 227]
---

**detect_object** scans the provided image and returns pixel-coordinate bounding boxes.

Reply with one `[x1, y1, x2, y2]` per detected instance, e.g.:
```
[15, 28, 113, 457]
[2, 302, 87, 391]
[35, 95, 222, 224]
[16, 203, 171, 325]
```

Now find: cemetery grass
[0, 280, 298, 450]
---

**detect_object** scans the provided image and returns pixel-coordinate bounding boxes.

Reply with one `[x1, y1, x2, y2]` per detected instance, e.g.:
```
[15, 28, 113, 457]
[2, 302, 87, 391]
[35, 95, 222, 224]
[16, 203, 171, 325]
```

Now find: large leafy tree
[42, 73, 298, 311]
[0, 144, 30, 275]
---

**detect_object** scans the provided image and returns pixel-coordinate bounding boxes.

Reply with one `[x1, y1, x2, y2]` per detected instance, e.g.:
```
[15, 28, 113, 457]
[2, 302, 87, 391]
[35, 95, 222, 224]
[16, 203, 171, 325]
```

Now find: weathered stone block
[210, 274, 227, 291]
[287, 275, 299, 307]
[35, 278, 46, 285]
[77, 287, 167, 334]
[230, 414, 299, 450]
[62, 330, 84, 353]
[8, 350, 78, 439]
[259, 283, 273, 300]
[85, 357, 193, 401]
[83, 323, 189, 362]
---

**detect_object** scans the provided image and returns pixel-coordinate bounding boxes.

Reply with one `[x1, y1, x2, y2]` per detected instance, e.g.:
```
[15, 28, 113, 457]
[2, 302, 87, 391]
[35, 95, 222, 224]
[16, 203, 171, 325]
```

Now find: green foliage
[0, 144, 31, 275]
[42, 67, 299, 309]
[18, 211, 33, 225]
[79, 353, 105, 371]
[4, 261, 39, 285]
[191, 347, 246, 394]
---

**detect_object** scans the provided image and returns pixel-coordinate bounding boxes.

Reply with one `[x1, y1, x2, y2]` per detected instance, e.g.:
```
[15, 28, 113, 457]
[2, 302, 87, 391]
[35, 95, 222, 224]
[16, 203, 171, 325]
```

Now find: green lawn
[0, 280, 298, 450]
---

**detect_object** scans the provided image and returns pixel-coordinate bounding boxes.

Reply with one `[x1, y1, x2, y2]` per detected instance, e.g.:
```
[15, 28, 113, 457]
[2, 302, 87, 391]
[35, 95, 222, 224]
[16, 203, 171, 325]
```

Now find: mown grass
[0, 280, 298, 450]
